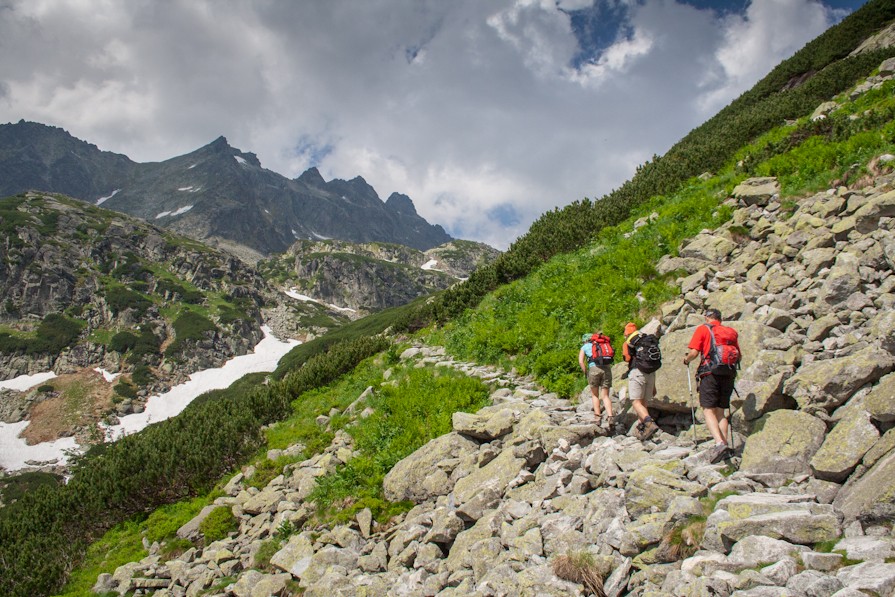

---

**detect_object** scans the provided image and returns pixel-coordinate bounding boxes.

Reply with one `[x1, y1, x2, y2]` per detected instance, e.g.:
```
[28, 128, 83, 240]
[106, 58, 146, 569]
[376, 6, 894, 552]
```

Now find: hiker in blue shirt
[579, 331, 615, 430]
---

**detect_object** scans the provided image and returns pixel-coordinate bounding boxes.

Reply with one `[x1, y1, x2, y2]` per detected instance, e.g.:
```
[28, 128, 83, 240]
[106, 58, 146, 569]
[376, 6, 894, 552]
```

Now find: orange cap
[624, 322, 637, 336]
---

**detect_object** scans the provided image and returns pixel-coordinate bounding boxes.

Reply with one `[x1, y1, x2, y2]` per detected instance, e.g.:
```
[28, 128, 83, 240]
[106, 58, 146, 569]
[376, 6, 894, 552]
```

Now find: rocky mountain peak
[207, 135, 231, 151]
[296, 166, 326, 186]
[385, 192, 417, 216]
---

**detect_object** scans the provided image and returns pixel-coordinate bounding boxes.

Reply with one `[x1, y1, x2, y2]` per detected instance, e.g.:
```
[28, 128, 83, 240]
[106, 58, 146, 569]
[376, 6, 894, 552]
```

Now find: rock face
[0, 192, 273, 433]
[271, 239, 499, 317]
[0, 122, 453, 255]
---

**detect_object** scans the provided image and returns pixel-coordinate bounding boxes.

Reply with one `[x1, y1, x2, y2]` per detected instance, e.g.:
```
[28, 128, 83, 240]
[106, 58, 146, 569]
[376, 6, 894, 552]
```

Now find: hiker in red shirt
[682, 308, 741, 464]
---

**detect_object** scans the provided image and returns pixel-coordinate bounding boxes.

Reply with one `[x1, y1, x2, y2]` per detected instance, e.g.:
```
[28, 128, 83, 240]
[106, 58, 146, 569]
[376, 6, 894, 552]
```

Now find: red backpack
[698, 323, 740, 377]
[588, 333, 615, 366]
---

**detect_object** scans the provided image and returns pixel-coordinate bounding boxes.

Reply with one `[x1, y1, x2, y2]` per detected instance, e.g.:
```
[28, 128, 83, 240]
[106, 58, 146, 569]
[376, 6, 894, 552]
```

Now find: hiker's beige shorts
[627, 368, 655, 401]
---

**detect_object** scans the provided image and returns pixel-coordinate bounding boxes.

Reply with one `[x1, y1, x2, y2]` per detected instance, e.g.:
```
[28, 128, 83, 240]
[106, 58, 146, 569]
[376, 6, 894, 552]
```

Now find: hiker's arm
[682, 348, 700, 366]
[579, 349, 587, 373]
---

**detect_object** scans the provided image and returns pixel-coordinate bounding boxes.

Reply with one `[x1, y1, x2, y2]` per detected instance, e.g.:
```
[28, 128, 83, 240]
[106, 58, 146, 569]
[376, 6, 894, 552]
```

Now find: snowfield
[0, 327, 299, 472]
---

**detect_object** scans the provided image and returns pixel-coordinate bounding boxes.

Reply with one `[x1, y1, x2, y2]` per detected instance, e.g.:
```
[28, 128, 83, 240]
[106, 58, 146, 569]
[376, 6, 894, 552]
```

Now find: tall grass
[309, 365, 490, 522]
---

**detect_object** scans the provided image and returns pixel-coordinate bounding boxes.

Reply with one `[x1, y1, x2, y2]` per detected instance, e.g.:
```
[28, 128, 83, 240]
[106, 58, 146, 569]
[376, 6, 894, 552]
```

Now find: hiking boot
[634, 421, 646, 440]
[603, 415, 615, 432]
[708, 443, 729, 464]
[640, 419, 659, 441]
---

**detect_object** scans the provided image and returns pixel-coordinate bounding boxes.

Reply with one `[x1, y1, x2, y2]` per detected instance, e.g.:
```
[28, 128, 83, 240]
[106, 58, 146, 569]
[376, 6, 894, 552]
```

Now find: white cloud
[0, 0, 851, 249]
[698, 0, 834, 113]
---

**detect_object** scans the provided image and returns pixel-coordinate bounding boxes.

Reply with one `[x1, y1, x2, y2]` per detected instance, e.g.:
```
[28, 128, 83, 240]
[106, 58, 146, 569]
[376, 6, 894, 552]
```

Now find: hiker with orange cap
[622, 322, 662, 441]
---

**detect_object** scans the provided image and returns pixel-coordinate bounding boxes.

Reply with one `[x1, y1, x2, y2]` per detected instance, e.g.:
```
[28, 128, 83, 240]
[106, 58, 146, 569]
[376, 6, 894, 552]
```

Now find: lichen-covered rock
[810, 410, 879, 482]
[834, 447, 895, 523]
[733, 177, 780, 207]
[624, 463, 706, 518]
[717, 509, 841, 549]
[382, 432, 478, 503]
[269, 533, 315, 578]
[680, 232, 738, 262]
[782, 346, 895, 412]
[453, 449, 526, 506]
[740, 410, 826, 476]
[865, 373, 895, 422]
[230, 570, 292, 597]
[835, 561, 895, 596]
[452, 407, 516, 440]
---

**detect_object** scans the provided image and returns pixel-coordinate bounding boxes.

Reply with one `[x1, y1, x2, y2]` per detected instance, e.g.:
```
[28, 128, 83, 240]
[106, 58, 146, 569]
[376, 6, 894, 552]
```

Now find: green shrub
[198, 507, 238, 543]
[37, 384, 55, 394]
[253, 539, 281, 570]
[154, 278, 202, 304]
[109, 331, 138, 353]
[245, 457, 292, 490]
[217, 305, 247, 325]
[130, 365, 154, 387]
[164, 311, 217, 357]
[104, 287, 152, 317]
[145, 496, 211, 544]
[0, 314, 85, 356]
[0, 472, 63, 505]
[113, 381, 137, 400]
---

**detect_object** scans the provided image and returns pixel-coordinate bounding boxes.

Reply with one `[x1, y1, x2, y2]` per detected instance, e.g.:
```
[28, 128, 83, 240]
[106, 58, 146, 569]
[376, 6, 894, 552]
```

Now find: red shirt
[688, 320, 740, 358]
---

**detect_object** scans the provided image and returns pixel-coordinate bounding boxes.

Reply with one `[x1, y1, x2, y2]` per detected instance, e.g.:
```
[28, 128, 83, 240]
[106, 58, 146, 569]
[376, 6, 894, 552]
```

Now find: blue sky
[0, 0, 871, 248]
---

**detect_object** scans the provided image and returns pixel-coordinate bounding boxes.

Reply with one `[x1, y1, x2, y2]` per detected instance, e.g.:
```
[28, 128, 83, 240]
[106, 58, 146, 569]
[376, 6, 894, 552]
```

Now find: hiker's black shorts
[698, 374, 735, 409]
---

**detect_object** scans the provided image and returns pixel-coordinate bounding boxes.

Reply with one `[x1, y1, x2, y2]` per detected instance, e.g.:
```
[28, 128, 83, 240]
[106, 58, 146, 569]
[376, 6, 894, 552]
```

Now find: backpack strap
[698, 323, 717, 376]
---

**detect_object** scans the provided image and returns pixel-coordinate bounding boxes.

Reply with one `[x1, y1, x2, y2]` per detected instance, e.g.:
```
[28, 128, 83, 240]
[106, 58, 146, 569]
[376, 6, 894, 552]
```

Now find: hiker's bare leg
[600, 387, 613, 417]
[632, 399, 649, 422]
[591, 388, 601, 418]
[704, 407, 728, 445]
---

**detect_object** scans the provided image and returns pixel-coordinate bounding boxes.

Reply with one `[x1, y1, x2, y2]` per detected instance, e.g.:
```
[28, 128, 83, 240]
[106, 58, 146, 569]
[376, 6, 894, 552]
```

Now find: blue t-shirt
[581, 342, 598, 367]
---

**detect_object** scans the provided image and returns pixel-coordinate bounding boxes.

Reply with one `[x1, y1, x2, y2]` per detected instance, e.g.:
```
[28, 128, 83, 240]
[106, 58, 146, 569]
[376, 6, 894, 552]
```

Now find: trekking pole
[686, 363, 696, 443]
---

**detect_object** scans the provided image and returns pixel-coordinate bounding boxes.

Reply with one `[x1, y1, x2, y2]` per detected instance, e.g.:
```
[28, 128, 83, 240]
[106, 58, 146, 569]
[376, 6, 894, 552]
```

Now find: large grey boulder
[230, 570, 292, 597]
[853, 188, 895, 233]
[680, 232, 738, 262]
[717, 509, 841, 548]
[624, 463, 706, 518]
[810, 410, 879, 482]
[704, 494, 840, 553]
[383, 432, 478, 503]
[453, 449, 526, 508]
[270, 533, 316, 578]
[740, 410, 826, 476]
[782, 346, 895, 412]
[834, 446, 895, 522]
[733, 177, 780, 207]
[865, 373, 895, 422]
[836, 562, 895, 596]
[726, 535, 809, 570]
[452, 407, 516, 441]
